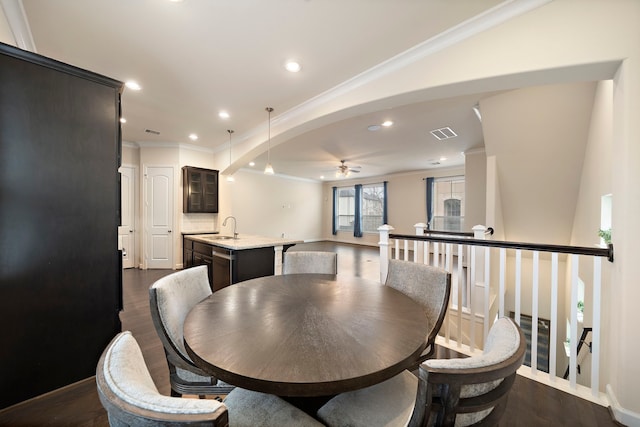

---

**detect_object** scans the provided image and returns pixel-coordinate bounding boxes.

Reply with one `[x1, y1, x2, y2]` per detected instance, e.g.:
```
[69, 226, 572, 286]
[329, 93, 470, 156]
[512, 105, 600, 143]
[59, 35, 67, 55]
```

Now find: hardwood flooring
[0, 242, 621, 426]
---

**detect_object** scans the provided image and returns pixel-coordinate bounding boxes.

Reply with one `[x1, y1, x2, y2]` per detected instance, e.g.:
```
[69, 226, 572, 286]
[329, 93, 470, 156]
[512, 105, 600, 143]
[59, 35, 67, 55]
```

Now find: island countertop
[186, 233, 302, 250]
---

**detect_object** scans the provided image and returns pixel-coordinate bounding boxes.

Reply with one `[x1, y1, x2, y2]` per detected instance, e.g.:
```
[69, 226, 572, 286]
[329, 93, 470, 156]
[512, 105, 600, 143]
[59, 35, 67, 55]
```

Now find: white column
[273, 245, 283, 275]
[378, 224, 394, 283]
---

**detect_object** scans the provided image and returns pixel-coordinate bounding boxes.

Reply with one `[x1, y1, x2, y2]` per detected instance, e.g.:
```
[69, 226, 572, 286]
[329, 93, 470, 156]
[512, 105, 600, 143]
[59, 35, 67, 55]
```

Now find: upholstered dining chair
[317, 317, 526, 427]
[149, 266, 233, 397]
[283, 250, 338, 275]
[97, 331, 324, 427]
[385, 259, 451, 363]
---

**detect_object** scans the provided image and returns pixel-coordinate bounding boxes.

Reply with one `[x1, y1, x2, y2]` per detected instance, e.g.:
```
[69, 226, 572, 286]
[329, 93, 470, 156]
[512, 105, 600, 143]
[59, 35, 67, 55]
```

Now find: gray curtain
[353, 184, 362, 238]
[332, 186, 337, 235]
[383, 181, 388, 225]
[426, 177, 434, 229]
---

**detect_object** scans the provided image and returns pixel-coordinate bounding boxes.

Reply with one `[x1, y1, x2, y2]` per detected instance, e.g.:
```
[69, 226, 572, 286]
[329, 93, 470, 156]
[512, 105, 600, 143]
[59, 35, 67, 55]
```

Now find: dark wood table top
[184, 274, 429, 397]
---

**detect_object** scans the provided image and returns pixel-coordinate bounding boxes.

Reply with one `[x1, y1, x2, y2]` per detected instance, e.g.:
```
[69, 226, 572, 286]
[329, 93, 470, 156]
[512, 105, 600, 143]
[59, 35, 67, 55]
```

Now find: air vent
[430, 127, 457, 140]
[145, 129, 160, 135]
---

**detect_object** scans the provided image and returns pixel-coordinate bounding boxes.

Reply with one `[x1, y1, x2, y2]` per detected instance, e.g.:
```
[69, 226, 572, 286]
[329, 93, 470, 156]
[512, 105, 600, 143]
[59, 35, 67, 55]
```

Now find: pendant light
[264, 107, 274, 175]
[226, 129, 235, 182]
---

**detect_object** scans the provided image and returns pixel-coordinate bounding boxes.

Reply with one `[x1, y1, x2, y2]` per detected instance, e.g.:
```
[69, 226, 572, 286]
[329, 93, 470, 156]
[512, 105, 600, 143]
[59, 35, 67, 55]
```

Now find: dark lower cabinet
[0, 42, 123, 409]
[183, 237, 293, 292]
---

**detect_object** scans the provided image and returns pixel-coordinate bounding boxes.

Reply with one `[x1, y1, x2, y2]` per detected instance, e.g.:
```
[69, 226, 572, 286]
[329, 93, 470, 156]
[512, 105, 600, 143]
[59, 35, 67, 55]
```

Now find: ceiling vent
[430, 127, 457, 140]
[145, 129, 160, 135]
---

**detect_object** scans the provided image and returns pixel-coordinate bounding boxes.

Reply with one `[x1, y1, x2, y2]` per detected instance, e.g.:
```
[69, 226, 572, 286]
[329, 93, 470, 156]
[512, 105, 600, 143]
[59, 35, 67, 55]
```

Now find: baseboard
[606, 384, 640, 426]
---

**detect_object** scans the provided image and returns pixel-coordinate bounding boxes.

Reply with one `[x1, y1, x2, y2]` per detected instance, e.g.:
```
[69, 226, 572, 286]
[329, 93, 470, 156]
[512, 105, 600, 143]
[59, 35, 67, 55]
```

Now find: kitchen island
[183, 234, 301, 291]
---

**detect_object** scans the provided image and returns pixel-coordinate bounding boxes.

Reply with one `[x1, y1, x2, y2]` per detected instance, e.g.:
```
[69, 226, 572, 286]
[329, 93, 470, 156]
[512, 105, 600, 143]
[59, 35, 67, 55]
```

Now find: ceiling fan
[336, 160, 361, 178]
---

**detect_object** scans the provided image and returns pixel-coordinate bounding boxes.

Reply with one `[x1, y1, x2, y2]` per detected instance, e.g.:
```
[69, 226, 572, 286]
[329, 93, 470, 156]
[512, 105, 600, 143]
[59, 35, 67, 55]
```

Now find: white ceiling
[19, 0, 507, 180]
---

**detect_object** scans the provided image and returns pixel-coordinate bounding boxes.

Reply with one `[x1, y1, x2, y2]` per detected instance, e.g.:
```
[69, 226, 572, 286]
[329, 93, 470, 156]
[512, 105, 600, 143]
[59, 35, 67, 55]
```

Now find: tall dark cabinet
[0, 42, 123, 409]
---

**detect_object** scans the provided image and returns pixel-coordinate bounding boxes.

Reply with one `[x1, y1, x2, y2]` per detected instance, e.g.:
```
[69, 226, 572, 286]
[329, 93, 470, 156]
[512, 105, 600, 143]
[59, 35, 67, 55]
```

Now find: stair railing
[378, 223, 613, 405]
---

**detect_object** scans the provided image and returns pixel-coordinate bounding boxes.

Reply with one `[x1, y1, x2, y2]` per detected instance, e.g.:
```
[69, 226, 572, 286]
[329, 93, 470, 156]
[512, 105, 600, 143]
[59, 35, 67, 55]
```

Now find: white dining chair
[149, 266, 233, 397]
[283, 250, 338, 275]
[97, 331, 324, 427]
[317, 317, 526, 427]
[385, 259, 451, 363]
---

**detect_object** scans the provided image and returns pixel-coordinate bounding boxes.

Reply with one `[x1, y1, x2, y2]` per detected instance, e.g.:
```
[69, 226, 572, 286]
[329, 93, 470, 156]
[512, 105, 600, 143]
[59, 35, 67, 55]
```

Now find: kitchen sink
[213, 235, 236, 240]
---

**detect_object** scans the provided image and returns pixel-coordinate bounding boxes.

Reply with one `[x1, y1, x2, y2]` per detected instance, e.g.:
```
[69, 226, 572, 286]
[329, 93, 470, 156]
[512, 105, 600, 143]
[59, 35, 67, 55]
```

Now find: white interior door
[118, 165, 136, 268]
[145, 166, 174, 269]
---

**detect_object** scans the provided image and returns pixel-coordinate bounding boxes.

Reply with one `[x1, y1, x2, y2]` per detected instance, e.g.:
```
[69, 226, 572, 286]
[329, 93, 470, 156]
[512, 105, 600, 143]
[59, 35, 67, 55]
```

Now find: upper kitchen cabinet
[183, 166, 219, 213]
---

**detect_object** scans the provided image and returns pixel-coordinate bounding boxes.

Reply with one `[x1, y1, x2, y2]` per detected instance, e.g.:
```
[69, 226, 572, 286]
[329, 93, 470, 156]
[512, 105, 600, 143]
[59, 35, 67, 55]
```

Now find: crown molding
[272, 0, 553, 129]
[0, 0, 36, 52]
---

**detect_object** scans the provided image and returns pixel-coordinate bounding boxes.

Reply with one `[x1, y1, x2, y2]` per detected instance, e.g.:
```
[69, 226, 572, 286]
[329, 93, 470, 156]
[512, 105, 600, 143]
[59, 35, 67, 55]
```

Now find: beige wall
[219, 169, 323, 241]
[464, 148, 487, 231]
[321, 167, 464, 246]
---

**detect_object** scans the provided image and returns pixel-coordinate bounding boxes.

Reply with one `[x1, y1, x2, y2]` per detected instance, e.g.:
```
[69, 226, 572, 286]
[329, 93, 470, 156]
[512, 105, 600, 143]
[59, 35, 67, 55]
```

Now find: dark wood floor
[0, 242, 621, 426]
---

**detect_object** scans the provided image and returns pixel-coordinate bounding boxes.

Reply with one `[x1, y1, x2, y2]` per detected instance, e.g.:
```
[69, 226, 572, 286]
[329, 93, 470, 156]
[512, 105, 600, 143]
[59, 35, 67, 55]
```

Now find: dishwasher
[211, 247, 235, 291]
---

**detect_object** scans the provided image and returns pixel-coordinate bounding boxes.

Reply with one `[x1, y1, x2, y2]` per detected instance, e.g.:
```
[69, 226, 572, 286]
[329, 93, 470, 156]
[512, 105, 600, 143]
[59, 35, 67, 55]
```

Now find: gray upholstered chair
[149, 266, 233, 397]
[283, 250, 338, 275]
[385, 259, 451, 363]
[97, 331, 324, 427]
[316, 317, 526, 427]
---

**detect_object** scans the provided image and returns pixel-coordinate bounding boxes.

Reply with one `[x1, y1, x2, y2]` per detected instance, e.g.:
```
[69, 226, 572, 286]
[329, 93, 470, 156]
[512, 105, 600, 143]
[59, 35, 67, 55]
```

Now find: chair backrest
[417, 317, 526, 427]
[96, 331, 228, 426]
[283, 251, 338, 275]
[385, 259, 451, 346]
[149, 266, 212, 367]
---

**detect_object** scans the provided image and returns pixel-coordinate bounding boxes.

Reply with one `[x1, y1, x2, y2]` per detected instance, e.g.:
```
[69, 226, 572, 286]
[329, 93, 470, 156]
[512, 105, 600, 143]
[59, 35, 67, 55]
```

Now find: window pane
[362, 184, 384, 233]
[337, 187, 355, 231]
[431, 176, 464, 231]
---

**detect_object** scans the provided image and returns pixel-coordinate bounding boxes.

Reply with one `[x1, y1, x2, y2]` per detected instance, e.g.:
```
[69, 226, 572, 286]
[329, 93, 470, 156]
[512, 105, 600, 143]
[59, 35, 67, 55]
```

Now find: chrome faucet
[222, 216, 238, 239]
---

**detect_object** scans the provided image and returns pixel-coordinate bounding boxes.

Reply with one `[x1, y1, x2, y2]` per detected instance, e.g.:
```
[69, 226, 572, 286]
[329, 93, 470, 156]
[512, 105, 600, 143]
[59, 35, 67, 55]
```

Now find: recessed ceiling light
[285, 60, 301, 72]
[189, 133, 198, 141]
[440, 156, 447, 161]
[320, 175, 325, 180]
[125, 80, 141, 91]
[382, 120, 393, 127]
[119, 117, 127, 124]
[367, 125, 381, 131]
[249, 161, 255, 167]
[218, 111, 230, 119]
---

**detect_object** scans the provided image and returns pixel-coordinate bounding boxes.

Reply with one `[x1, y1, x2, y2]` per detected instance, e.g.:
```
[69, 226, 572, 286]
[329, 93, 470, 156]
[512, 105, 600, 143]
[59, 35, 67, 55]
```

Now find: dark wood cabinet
[182, 166, 218, 213]
[0, 42, 123, 409]
[182, 237, 294, 292]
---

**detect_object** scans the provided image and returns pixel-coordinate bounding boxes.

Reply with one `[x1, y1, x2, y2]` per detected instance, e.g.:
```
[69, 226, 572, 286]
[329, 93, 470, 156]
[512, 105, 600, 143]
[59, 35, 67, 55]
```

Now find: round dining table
[184, 274, 429, 397]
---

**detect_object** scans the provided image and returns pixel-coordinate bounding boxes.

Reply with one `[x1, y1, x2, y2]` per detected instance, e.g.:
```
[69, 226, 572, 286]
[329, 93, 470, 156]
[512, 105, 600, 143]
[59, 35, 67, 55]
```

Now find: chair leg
[170, 388, 181, 397]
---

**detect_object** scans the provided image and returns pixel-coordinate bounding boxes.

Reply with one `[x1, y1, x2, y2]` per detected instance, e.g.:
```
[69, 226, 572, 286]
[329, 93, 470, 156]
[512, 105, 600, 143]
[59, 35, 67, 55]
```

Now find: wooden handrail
[389, 233, 613, 262]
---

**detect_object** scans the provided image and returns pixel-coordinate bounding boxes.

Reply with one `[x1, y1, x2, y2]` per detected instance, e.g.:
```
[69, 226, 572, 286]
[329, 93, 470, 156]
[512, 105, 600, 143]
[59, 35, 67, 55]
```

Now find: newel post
[472, 224, 487, 240]
[378, 224, 394, 283]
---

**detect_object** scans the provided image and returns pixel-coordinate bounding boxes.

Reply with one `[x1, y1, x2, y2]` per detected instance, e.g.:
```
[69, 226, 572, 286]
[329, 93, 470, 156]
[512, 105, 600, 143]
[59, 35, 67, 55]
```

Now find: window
[335, 187, 355, 231]
[333, 182, 387, 236]
[427, 176, 464, 231]
[361, 184, 385, 233]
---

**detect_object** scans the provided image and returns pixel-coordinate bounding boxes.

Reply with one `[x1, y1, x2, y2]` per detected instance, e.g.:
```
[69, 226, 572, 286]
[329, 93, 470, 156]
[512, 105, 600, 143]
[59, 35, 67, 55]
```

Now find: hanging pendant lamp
[226, 129, 235, 182]
[264, 107, 274, 175]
